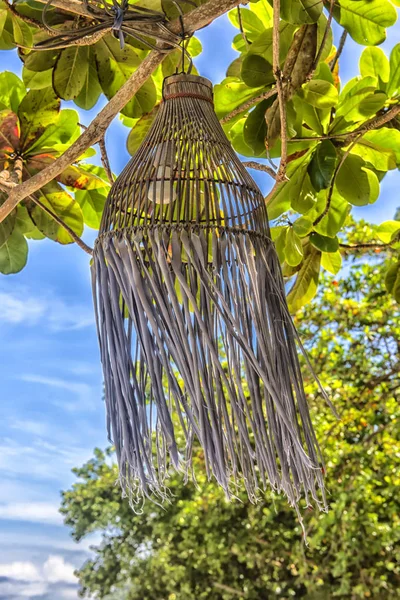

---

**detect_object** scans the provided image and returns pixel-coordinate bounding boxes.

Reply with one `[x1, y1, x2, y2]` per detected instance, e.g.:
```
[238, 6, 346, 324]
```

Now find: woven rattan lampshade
[92, 73, 327, 514]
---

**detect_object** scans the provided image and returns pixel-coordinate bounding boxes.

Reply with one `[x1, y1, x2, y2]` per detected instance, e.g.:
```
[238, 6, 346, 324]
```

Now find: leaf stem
[219, 88, 277, 125]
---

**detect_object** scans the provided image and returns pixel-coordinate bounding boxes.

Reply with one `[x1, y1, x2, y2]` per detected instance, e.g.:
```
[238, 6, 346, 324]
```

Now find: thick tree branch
[0, 0, 243, 225]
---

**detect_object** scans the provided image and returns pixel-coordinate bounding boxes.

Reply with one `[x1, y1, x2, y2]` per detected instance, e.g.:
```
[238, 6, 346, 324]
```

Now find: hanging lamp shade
[92, 73, 328, 513]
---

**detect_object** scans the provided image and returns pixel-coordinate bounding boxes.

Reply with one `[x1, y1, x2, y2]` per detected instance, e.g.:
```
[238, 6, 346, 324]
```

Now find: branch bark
[0, 0, 243, 225]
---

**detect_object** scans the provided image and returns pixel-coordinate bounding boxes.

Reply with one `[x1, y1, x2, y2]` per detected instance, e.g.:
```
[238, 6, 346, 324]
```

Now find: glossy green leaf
[336, 155, 380, 206]
[302, 80, 338, 108]
[127, 107, 159, 156]
[22, 67, 53, 90]
[241, 54, 274, 88]
[267, 151, 314, 219]
[349, 127, 400, 171]
[15, 205, 44, 240]
[387, 43, 400, 98]
[321, 250, 342, 274]
[0, 205, 15, 246]
[23, 48, 59, 72]
[243, 99, 272, 156]
[359, 47, 390, 90]
[53, 46, 90, 100]
[0, 71, 26, 113]
[18, 87, 60, 150]
[291, 172, 318, 214]
[285, 228, 304, 266]
[307, 140, 338, 192]
[28, 183, 84, 244]
[310, 190, 350, 237]
[74, 47, 102, 110]
[27, 109, 79, 154]
[287, 246, 320, 311]
[0, 228, 28, 274]
[332, 79, 387, 132]
[12, 14, 32, 47]
[274, 226, 288, 263]
[376, 220, 400, 243]
[228, 7, 265, 41]
[248, 23, 296, 64]
[214, 78, 264, 119]
[335, 0, 397, 46]
[75, 188, 107, 229]
[95, 36, 156, 119]
[293, 216, 313, 237]
[385, 261, 400, 302]
[310, 232, 339, 253]
[281, 0, 322, 24]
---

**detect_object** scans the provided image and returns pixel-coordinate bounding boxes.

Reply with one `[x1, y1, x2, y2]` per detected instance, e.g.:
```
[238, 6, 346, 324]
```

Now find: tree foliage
[61, 236, 400, 599]
[0, 0, 398, 308]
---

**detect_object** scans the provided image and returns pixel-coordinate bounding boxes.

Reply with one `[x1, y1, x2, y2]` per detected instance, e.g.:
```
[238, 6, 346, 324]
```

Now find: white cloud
[0, 502, 63, 525]
[20, 374, 94, 410]
[0, 288, 93, 331]
[0, 555, 78, 599]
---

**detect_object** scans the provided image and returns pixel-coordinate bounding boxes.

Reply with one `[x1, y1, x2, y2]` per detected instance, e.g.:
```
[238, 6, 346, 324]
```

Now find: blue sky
[0, 10, 399, 600]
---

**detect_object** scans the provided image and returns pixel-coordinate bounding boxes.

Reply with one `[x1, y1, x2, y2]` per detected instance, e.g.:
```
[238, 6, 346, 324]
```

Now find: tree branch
[309, 0, 334, 78]
[330, 29, 347, 72]
[0, 0, 243, 225]
[272, 0, 287, 183]
[220, 88, 277, 125]
[242, 161, 276, 178]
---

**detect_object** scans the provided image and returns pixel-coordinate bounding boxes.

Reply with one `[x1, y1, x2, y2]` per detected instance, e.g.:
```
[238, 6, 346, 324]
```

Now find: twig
[35, 0, 93, 18]
[291, 105, 400, 143]
[99, 137, 114, 184]
[237, 6, 249, 49]
[339, 232, 400, 251]
[220, 87, 277, 125]
[272, 0, 287, 183]
[313, 134, 362, 227]
[0, 0, 243, 225]
[30, 194, 93, 255]
[242, 161, 276, 178]
[330, 29, 347, 72]
[308, 0, 334, 78]
[79, 122, 114, 184]
[4, 0, 53, 33]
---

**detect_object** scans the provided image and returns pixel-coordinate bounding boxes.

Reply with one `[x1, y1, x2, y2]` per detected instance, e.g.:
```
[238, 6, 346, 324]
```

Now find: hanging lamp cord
[171, 0, 193, 74]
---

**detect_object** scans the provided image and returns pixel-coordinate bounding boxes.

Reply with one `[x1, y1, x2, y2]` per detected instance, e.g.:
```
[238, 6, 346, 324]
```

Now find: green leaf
[53, 46, 89, 100]
[127, 107, 159, 156]
[243, 99, 272, 156]
[95, 36, 156, 119]
[291, 173, 317, 214]
[359, 47, 390, 90]
[293, 216, 313, 237]
[310, 190, 350, 237]
[267, 151, 315, 219]
[321, 250, 342, 275]
[287, 246, 320, 311]
[274, 226, 288, 263]
[0, 228, 28, 274]
[285, 228, 304, 266]
[307, 140, 338, 192]
[302, 80, 338, 108]
[228, 7, 265, 41]
[375, 221, 400, 243]
[332, 78, 387, 133]
[385, 262, 400, 302]
[349, 128, 400, 171]
[15, 205, 44, 240]
[12, 15, 32, 47]
[335, 0, 397, 46]
[214, 78, 264, 120]
[241, 54, 274, 88]
[0, 206, 15, 246]
[27, 109, 79, 154]
[0, 71, 26, 113]
[23, 48, 59, 72]
[18, 87, 60, 150]
[22, 67, 53, 90]
[335, 155, 380, 206]
[74, 47, 102, 110]
[28, 183, 84, 244]
[75, 188, 107, 229]
[229, 117, 254, 156]
[387, 43, 400, 98]
[248, 23, 296, 64]
[310, 232, 339, 253]
[281, 0, 322, 24]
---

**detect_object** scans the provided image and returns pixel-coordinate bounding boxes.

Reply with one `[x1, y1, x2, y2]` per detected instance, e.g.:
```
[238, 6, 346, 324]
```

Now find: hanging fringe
[92, 224, 328, 513]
